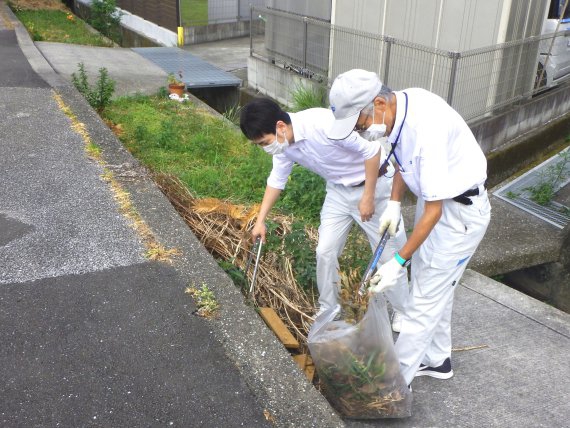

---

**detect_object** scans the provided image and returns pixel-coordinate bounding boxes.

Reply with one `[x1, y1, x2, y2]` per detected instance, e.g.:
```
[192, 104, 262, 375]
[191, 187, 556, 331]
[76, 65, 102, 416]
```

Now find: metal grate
[494, 147, 570, 229]
[133, 47, 241, 89]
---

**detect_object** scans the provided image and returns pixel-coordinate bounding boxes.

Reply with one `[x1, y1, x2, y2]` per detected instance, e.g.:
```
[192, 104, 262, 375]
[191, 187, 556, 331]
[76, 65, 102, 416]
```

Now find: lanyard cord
[381, 92, 408, 175]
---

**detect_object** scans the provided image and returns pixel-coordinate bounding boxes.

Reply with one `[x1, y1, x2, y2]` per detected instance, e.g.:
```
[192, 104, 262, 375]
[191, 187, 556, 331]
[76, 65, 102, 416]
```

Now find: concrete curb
[3, 2, 344, 425]
[2, 3, 68, 88]
[461, 270, 570, 339]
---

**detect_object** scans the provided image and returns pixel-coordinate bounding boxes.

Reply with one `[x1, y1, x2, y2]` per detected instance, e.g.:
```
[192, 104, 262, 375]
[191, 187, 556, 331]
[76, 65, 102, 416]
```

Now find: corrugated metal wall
[330, 0, 548, 116]
[117, 0, 178, 32]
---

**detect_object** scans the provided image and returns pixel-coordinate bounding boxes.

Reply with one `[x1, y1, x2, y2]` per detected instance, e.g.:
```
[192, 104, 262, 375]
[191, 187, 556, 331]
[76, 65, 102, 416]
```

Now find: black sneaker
[415, 357, 454, 379]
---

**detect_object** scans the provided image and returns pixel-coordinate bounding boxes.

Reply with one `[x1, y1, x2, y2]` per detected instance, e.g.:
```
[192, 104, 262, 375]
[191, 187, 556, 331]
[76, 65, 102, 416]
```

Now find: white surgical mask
[263, 128, 290, 155]
[361, 109, 386, 141]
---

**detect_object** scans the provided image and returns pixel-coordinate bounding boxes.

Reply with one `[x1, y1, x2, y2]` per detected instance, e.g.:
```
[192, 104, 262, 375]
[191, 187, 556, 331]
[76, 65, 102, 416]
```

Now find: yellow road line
[0, 5, 15, 30]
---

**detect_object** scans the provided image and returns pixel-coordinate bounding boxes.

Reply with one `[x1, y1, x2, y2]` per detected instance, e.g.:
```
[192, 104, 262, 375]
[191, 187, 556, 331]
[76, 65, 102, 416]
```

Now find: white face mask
[263, 128, 290, 155]
[361, 109, 386, 141]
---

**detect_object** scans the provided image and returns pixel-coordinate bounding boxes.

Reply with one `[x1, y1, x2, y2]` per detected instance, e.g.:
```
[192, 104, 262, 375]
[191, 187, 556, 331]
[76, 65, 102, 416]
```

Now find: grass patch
[180, 0, 208, 26]
[103, 94, 329, 225]
[12, 8, 114, 46]
[103, 94, 272, 205]
[290, 84, 327, 112]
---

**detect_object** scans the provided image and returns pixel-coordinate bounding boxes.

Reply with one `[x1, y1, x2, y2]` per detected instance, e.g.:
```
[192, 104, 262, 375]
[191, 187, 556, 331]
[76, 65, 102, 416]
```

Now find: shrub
[71, 62, 116, 112]
[88, 0, 122, 43]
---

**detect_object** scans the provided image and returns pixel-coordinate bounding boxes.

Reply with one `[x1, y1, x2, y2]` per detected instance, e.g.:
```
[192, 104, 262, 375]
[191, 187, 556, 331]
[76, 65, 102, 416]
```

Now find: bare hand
[359, 196, 375, 222]
[251, 221, 267, 243]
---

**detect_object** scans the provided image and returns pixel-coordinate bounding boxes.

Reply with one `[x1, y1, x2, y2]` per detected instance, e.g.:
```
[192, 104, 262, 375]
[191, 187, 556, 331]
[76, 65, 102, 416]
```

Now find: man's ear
[275, 120, 287, 134]
[373, 96, 388, 111]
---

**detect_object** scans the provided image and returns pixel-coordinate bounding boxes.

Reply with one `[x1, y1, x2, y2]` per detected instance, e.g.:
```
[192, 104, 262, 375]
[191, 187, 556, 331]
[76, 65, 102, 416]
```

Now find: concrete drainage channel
[494, 146, 570, 229]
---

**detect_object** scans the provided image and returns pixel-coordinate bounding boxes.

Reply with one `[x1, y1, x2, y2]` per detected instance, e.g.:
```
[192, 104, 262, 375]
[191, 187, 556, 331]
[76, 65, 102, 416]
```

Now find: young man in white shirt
[239, 98, 408, 327]
[327, 69, 491, 386]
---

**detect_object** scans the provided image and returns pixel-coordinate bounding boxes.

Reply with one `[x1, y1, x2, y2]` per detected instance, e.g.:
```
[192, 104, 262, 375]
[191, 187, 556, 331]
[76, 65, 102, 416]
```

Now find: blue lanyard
[381, 92, 408, 175]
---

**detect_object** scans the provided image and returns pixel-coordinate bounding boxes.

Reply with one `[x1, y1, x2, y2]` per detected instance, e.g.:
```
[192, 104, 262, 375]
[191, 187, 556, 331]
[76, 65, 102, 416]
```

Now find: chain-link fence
[251, 6, 569, 122]
[181, 0, 266, 26]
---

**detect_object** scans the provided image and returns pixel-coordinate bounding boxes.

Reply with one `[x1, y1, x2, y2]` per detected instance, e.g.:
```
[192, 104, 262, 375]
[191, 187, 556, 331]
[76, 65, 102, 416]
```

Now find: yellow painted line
[0, 6, 15, 30]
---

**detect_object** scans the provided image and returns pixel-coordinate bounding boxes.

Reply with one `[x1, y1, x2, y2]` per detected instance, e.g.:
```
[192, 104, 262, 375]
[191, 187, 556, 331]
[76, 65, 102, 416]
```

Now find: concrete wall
[183, 21, 250, 44]
[75, 0, 177, 46]
[247, 56, 326, 107]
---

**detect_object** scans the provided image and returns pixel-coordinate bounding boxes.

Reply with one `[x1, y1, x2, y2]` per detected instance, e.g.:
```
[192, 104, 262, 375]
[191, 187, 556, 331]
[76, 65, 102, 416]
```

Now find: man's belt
[453, 185, 486, 205]
[353, 163, 390, 187]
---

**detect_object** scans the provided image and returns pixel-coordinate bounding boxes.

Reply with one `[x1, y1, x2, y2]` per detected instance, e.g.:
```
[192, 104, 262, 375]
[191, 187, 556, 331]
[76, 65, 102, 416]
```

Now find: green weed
[11, 8, 113, 46]
[525, 150, 569, 206]
[185, 283, 219, 317]
[290, 83, 327, 112]
[71, 63, 116, 113]
[88, 0, 122, 44]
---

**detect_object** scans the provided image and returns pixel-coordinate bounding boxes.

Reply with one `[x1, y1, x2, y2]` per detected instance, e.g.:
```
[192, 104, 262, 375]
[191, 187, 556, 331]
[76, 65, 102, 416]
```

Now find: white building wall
[329, 0, 548, 118]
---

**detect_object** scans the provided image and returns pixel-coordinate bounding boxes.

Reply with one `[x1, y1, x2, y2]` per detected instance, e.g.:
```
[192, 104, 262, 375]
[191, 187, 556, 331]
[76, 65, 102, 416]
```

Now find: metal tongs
[244, 236, 263, 298]
[358, 229, 391, 296]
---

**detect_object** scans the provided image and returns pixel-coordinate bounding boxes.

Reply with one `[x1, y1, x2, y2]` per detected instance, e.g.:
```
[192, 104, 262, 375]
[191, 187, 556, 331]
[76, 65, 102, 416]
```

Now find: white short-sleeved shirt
[387, 88, 487, 200]
[266, 108, 383, 190]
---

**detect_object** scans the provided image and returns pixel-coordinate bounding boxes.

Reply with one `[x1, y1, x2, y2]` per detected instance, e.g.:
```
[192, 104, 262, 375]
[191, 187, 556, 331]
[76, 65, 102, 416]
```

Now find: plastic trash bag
[308, 296, 412, 419]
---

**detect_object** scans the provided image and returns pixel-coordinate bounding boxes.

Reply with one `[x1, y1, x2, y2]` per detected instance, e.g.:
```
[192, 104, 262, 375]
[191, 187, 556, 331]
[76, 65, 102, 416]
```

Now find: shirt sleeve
[332, 132, 381, 160]
[266, 153, 295, 190]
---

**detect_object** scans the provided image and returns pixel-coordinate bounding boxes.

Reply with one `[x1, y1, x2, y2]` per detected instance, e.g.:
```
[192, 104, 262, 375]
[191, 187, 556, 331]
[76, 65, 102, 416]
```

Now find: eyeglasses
[353, 113, 370, 133]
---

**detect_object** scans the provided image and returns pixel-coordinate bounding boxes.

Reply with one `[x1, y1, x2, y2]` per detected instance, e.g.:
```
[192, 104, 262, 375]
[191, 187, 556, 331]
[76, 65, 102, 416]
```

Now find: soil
[10, 0, 69, 11]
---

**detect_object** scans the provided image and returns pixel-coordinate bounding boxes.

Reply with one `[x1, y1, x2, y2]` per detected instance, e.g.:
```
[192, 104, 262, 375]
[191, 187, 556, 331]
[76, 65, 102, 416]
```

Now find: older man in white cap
[328, 69, 491, 386]
[239, 97, 409, 329]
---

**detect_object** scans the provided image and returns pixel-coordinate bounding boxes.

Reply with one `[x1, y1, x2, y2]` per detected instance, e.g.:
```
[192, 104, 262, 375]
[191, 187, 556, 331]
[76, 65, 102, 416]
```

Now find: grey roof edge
[461, 269, 570, 339]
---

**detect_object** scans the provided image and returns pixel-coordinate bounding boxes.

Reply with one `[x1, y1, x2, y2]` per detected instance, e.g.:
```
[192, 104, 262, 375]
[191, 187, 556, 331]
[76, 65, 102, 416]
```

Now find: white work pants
[395, 191, 491, 385]
[315, 177, 409, 314]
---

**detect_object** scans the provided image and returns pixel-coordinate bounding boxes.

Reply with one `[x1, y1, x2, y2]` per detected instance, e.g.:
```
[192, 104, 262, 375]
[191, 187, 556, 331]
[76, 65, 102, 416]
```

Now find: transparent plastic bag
[308, 296, 412, 419]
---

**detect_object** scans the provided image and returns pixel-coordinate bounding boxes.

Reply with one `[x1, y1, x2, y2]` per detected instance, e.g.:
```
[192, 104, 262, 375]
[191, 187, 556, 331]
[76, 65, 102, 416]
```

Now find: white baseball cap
[327, 69, 383, 140]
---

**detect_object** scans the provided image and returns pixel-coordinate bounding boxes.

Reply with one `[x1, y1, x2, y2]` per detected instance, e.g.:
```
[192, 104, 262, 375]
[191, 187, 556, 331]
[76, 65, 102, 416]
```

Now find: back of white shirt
[267, 108, 383, 189]
[389, 89, 487, 200]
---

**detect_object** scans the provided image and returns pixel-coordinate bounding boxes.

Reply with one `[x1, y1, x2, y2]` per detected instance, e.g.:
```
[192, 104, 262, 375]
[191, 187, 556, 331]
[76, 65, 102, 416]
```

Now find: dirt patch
[9, 0, 69, 11]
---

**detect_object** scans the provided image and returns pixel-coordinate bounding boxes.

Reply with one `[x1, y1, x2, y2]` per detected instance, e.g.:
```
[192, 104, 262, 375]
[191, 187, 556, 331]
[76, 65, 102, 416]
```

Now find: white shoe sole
[415, 369, 454, 379]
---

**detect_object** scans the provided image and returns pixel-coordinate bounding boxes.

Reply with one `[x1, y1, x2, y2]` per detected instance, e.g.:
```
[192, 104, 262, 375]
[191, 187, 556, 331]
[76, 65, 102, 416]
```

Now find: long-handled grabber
[358, 229, 390, 296]
[245, 236, 263, 298]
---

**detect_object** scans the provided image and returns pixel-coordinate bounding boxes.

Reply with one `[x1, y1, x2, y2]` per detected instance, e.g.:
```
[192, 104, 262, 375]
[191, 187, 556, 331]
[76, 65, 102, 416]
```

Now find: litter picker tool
[245, 236, 263, 298]
[358, 229, 390, 296]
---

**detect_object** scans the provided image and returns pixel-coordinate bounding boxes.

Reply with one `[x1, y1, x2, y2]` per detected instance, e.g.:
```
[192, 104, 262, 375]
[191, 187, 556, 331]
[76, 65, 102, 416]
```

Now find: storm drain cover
[132, 47, 241, 89]
[494, 147, 570, 229]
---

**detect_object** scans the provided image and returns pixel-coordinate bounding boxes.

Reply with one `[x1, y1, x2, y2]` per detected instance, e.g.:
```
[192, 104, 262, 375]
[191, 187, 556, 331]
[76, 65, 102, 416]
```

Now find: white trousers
[315, 177, 409, 314]
[395, 191, 491, 385]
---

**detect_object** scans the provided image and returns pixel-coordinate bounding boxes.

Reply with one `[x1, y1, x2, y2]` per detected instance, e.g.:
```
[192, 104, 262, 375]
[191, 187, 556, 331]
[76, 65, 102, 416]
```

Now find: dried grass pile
[155, 173, 319, 349]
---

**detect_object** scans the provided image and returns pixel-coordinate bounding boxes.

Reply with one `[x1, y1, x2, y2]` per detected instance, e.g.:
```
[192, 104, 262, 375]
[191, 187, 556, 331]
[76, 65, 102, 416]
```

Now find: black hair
[239, 98, 291, 140]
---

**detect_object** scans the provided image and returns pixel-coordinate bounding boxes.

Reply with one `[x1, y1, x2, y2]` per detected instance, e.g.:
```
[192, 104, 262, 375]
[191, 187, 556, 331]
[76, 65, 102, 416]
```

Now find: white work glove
[379, 200, 401, 236]
[369, 258, 405, 294]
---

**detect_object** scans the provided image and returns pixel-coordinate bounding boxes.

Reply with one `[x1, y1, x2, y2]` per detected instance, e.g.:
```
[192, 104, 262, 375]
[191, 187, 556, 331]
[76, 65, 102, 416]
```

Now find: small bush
[71, 62, 116, 112]
[88, 0, 122, 43]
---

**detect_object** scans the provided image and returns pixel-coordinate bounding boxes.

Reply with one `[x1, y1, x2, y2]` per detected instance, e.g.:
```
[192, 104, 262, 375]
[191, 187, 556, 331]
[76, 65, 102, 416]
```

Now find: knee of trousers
[315, 243, 341, 261]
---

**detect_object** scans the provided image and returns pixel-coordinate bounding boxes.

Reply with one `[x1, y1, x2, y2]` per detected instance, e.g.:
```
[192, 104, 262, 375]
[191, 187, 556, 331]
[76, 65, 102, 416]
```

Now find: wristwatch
[394, 252, 411, 268]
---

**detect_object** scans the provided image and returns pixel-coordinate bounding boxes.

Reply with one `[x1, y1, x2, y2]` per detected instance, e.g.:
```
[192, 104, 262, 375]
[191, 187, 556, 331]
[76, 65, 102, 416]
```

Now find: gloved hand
[379, 200, 401, 236]
[369, 258, 405, 294]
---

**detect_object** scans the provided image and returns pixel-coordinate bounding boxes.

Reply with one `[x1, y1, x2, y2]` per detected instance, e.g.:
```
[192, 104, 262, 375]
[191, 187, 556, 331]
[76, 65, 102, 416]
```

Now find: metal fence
[251, 6, 569, 122]
[182, 0, 266, 26]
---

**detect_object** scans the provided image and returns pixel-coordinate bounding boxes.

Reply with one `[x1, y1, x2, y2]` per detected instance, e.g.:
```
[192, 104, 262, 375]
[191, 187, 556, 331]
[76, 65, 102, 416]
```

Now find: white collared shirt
[267, 108, 383, 189]
[388, 88, 487, 200]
